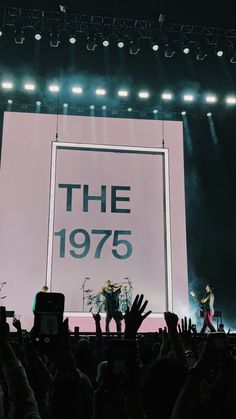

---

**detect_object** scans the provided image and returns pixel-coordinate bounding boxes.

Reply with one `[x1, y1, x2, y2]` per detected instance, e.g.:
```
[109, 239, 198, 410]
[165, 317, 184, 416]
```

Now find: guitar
[190, 291, 203, 312]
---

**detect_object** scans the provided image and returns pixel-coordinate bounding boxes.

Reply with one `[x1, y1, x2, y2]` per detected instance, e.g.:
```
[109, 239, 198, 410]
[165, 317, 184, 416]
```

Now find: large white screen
[0, 112, 188, 331]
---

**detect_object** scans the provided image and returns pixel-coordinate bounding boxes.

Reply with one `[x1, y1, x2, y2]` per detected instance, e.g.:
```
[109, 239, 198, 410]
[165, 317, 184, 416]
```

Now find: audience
[0, 293, 236, 419]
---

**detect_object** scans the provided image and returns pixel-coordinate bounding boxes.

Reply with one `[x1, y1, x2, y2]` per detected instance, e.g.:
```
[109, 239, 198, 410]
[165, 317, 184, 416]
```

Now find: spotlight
[102, 36, 109, 47]
[130, 39, 140, 55]
[24, 83, 35, 91]
[36, 101, 41, 106]
[162, 92, 173, 100]
[207, 112, 212, 117]
[183, 94, 194, 102]
[181, 111, 186, 115]
[63, 103, 68, 108]
[90, 105, 95, 109]
[35, 31, 42, 41]
[96, 89, 106, 96]
[69, 34, 76, 44]
[205, 95, 217, 103]
[87, 34, 97, 51]
[117, 39, 125, 48]
[72, 86, 82, 94]
[118, 90, 129, 97]
[196, 45, 207, 61]
[138, 91, 150, 99]
[102, 105, 107, 110]
[2, 82, 13, 89]
[181, 40, 190, 54]
[225, 96, 236, 104]
[14, 27, 25, 45]
[230, 49, 236, 64]
[153, 109, 158, 114]
[215, 46, 223, 57]
[0, 29, 3, 37]
[50, 30, 60, 47]
[165, 43, 175, 58]
[7, 99, 13, 104]
[215, 39, 224, 57]
[152, 41, 159, 51]
[127, 107, 133, 112]
[49, 84, 60, 92]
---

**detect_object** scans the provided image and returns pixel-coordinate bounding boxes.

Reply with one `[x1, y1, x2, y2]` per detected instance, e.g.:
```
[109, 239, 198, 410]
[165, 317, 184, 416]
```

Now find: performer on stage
[191, 284, 216, 333]
[101, 280, 124, 333]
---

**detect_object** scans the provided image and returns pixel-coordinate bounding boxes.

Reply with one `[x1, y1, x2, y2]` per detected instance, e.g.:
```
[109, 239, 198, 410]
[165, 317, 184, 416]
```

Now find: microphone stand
[81, 277, 89, 312]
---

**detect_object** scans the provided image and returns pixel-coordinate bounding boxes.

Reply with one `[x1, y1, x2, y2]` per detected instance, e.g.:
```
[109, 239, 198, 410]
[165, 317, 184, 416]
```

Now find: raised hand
[164, 311, 179, 333]
[124, 294, 152, 339]
[12, 317, 22, 332]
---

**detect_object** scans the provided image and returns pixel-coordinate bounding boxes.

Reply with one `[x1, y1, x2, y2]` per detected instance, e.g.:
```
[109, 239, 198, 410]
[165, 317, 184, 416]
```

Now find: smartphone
[32, 292, 65, 344]
[107, 339, 137, 383]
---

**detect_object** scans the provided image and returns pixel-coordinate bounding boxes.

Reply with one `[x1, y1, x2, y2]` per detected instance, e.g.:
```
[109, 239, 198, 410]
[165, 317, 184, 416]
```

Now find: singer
[192, 284, 216, 333]
[101, 280, 123, 333]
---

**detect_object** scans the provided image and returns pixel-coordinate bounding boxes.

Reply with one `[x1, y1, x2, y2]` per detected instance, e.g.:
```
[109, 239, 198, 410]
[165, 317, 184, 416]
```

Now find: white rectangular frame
[46, 142, 173, 313]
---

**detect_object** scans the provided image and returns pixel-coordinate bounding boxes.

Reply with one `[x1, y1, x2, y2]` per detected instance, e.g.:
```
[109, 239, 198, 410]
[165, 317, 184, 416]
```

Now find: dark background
[1, 0, 236, 328]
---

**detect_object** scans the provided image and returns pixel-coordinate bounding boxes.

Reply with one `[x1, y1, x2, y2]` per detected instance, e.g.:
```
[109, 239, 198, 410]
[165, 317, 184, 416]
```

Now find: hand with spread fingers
[124, 294, 152, 339]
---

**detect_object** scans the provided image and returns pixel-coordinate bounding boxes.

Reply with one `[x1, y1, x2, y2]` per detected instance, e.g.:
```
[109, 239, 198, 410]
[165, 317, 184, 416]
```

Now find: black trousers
[105, 311, 122, 333]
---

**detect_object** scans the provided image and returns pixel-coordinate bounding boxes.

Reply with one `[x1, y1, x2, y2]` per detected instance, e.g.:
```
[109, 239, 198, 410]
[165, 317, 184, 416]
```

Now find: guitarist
[101, 280, 124, 333]
[191, 284, 216, 333]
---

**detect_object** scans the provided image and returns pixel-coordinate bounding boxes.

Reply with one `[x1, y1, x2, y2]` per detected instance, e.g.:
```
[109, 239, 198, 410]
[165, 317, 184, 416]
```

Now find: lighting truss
[1, 7, 236, 46]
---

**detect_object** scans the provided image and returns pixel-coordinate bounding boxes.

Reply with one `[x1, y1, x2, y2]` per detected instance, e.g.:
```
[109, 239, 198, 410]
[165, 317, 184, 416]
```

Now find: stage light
[69, 34, 76, 44]
[230, 49, 236, 64]
[2, 82, 13, 89]
[215, 46, 223, 57]
[165, 43, 175, 58]
[49, 84, 60, 92]
[153, 109, 158, 114]
[196, 45, 207, 61]
[183, 94, 194, 102]
[36, 101, 41, 106]
[205, 95, 217, 103]
[63, 103, 68, 107]
[118, 90, 129, 97]
[130, 39, 140, 55]
[152, 41, 159, 51]
[50, 30, 60, 47]
[138, 91, 150, 99]
[90, 105, 95, 109]
[117, 39, 125, 48]
[96, 89, 106, 96]
[87, 34, 97, 51]
[72, 86, 82, 94]
[207, 112, 212, 117]
[162, 92, 173, 100]
[102, 36, 109, 47]
[102, 105, 107, 110]
[7, 99, 13, 104]
[14, 27, 25, 45]
[35, 31, 42, 41]
[127, 107, 133, 112]
[181, 40, 190, 54]
[181, 111, 186, 115]
[225, 96, 236, 104]
[215, 39, 224, 57]
[24, 83, 35, 91]
[0, 29, 3, 37]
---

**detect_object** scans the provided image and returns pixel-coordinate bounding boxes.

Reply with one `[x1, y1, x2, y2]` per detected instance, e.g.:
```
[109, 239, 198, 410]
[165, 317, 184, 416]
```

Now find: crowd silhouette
[0, 293, 235, 419]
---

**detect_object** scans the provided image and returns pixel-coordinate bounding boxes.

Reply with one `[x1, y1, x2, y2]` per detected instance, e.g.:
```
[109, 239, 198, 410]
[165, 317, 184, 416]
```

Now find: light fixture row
[3, 99, 221, 118]
[1, 81, 236, 105]
[1, 27, 236, 62]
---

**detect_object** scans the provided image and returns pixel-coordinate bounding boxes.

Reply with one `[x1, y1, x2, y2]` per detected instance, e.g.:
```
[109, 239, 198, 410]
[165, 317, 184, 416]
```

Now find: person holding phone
[101, 280, 124, 333]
